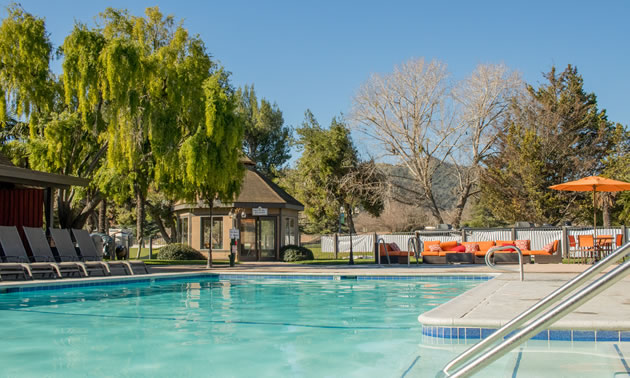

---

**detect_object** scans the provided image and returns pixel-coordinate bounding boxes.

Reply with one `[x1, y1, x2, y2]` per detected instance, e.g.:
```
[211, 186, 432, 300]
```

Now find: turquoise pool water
[0, 275, 479, 377]
[1, 275, 628, 377]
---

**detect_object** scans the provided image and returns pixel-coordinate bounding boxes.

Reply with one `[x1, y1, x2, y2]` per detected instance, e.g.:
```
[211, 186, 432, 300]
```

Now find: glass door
[239, 218, 257, 261]
[259, 217, 276, 260]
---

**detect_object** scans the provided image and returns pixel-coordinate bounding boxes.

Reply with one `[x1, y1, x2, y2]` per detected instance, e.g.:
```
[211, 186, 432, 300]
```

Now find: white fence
[321, 233, 416, 253]
[318, 226, 629, 258]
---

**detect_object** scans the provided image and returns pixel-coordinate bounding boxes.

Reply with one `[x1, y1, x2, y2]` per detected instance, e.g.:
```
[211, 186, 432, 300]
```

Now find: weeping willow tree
[0, 3, 53, 126]
[180, 73, 244, 267]
[0, 4, 104, 228]
[92, 7, 229, 252]
[0, 4, 244, 243]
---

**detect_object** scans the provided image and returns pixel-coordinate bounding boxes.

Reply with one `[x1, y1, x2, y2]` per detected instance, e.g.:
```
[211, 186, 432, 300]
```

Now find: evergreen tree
[292, 111, 384, 234]
[480, 65, 615, 225]
[236, 85, 291, 177]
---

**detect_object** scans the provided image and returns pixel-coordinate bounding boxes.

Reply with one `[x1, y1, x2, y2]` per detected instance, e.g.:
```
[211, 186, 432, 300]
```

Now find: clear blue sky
[5, 0, 630, 160]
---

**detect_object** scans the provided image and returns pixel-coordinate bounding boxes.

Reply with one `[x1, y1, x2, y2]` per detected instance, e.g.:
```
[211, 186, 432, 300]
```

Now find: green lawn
[131, 245, 419, 265]
[128, 247, 160, 259]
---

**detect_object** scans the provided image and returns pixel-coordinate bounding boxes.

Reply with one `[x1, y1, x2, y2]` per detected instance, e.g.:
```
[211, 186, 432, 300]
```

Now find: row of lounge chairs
[0, 226, 148, 281]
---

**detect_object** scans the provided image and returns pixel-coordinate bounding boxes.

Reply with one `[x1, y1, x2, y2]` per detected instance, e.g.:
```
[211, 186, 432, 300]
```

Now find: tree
[0, 3, 53, 124]
[92, 7, 223, 253]
[179, 73, 244, 267]
[0, 4, 245, 243]
[0, 5, 104, 229]
[352, 58, 520, 227]
[293, 110, 384, 234]
[480, 65, 615, 225]
[602, 124, 630, 225]
[236, 85, 290, 177]
[449, 64, 522, 227]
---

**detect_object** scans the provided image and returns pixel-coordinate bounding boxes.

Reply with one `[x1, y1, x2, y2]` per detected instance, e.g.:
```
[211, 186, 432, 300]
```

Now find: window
[202, 217, 223, 250]
[180, 217, 189, 245]
[284, 217, 296, 245]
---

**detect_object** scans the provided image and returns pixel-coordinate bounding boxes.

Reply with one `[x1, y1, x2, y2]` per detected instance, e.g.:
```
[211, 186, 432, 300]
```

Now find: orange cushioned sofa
[379, 242, 415, 264]
[421, 239, 560, 264]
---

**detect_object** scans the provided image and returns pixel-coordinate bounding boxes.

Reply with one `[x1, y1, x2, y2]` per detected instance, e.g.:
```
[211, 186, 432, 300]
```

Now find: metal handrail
[377, 238, 390, 265]
[407, 237, 420, 266]
[439, 241, 630, 377]
[484, 245, 524, 281]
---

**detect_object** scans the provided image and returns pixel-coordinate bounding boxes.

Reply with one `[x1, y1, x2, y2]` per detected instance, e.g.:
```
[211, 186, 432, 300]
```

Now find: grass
[295, 244, 424, 264]
[131, 244, 421, 265]
[129, 247, 160, 259]
[292, 259, 375, 265]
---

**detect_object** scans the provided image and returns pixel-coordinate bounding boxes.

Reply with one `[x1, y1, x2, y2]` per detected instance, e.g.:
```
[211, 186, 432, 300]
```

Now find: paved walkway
[418, 270, 630, 331]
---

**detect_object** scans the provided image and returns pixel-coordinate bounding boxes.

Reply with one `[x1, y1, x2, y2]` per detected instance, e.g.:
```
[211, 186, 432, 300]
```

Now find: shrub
[157, 243, 206, 260]
[280, 245, 314, 262]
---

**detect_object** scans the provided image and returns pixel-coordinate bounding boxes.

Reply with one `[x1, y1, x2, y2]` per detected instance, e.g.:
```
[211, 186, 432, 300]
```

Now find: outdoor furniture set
[420, 239, 561, 264]
[0, 225, 148, 281]
[568, 234, 622, 263]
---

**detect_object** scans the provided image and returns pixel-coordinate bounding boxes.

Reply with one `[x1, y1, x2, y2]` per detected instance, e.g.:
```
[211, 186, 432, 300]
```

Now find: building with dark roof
[0, 152, 88, 229]
[173, 160, 304, 261]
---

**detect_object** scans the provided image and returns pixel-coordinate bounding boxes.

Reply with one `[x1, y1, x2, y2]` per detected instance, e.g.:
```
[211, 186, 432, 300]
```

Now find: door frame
[238, 216, 278, 261]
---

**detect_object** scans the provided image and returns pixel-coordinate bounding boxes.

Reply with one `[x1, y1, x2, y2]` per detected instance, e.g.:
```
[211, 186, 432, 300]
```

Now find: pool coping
[418, 273, 630, 342]
[0, 271, 498, 293]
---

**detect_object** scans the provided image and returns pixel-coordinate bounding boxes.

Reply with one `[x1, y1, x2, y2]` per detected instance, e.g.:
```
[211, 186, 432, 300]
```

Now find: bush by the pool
[157, 243, 206, 260]
[280, 245, 314, 262]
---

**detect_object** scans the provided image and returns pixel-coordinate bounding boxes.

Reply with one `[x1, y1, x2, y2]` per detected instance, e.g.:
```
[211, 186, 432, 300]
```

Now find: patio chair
[72, 229, 149, 275]
[0, 225, 60, 280]
[22, 227, 85, 278]
[577, 235, 596, 263]
[28, 227, 107, 277]
[616, 234, 624, 248]
[567, 235, 578, 260]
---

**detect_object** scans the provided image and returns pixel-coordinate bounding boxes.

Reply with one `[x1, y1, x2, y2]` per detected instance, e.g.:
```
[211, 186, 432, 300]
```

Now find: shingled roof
[232, 167, 303, 210]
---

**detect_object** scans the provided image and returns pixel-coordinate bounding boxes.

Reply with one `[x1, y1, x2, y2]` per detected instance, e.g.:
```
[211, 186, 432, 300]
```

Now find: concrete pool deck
[2, 262, 629, 334]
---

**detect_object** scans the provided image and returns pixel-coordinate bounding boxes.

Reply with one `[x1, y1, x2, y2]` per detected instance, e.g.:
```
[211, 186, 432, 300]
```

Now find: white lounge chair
[26, 227, 108, 277]
[72, 229, 149, 275]
[0, 226, 60, 279]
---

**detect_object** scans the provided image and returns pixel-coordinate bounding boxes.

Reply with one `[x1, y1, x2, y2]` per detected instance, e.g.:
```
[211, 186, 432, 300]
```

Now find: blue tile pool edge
[421, 325, 630, 343]
[0, 273, 494, 293]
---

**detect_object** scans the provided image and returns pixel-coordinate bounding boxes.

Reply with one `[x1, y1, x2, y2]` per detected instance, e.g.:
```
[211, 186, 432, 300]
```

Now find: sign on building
[229, 228, 240, 240]
[252, 206, 268, 216]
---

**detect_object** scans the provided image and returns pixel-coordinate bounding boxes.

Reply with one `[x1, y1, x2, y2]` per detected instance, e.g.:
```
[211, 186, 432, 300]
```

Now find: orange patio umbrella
[550, 176, 630, 241]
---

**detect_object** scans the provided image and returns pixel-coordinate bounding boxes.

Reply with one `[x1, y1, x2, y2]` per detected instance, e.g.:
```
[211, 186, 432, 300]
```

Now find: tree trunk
[98, 200, 107, 233]
[57, 189, 103, 229]
[136, 190, 145, 259]
[602, 199, 611, 228]
[207, 201, 213, 268]
[167, 215, 178, 243]
[451, 183, 473, 229]
[423, 187, 445, 225]
[146, 203, 175, 243]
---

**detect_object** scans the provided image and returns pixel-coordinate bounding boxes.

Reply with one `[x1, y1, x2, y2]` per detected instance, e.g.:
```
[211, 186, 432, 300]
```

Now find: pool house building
[173, 160, 304, 262]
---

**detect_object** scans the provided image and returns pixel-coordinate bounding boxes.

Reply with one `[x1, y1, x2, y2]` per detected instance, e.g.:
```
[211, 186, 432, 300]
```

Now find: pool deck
[2, 262, 630, 333]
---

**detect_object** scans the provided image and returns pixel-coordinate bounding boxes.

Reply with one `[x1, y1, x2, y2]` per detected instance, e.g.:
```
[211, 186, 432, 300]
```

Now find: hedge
[157, 243, 206, 260]
[279, 245, 314, 262]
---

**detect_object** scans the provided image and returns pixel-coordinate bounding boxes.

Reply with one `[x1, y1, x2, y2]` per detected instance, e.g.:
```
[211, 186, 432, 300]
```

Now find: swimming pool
[0, 274, 628, 377]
